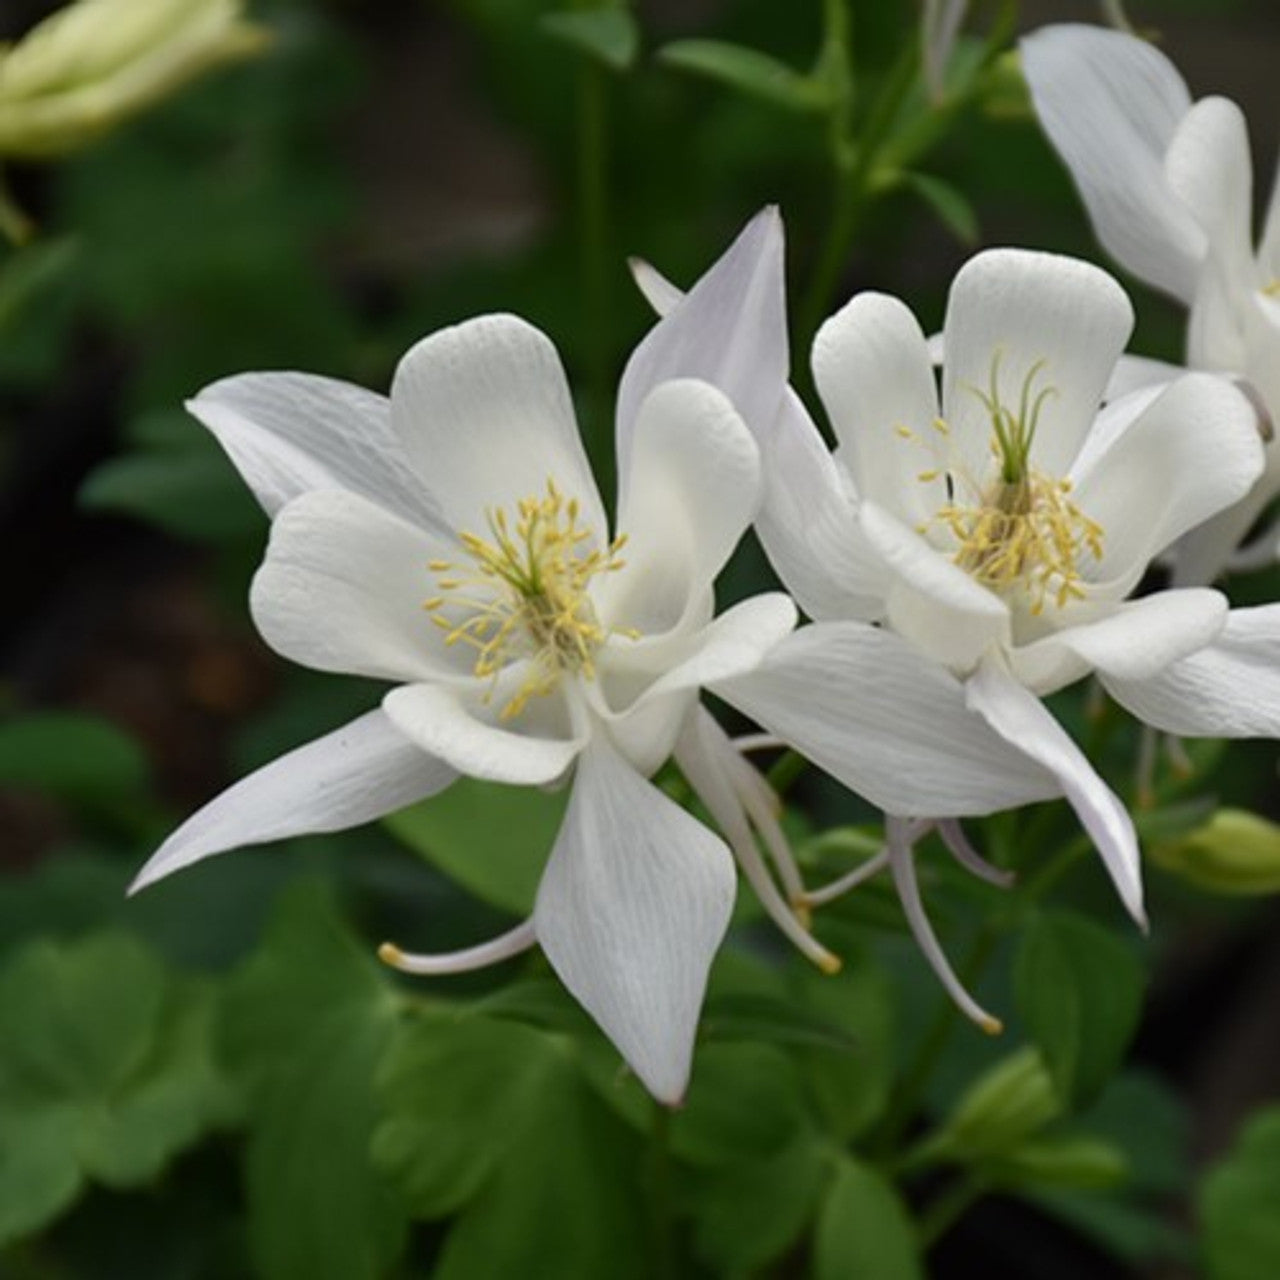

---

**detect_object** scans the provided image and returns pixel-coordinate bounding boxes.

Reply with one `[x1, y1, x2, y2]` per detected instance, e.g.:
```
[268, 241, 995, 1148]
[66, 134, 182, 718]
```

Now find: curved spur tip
[377, 941, 405, 969]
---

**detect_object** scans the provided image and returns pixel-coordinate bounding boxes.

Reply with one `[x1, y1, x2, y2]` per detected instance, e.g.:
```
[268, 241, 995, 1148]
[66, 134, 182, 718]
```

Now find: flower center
[920, 354, 1105, 615]
[425, 480, 628, 720]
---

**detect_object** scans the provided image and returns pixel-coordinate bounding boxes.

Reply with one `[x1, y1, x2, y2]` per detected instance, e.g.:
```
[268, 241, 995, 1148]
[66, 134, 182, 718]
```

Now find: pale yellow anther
[1264, 279, 1280, 298]
[425, 478, 628, 720]
[894, 424, 915, 440]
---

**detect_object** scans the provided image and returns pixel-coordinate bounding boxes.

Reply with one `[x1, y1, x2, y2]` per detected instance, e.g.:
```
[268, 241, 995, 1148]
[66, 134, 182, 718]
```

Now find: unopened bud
[0, 0, 269, 159]
[990, 1134, 1128, 1190]
[934, 1046, 1062, 1160]
[1150, 809, 1280, 896]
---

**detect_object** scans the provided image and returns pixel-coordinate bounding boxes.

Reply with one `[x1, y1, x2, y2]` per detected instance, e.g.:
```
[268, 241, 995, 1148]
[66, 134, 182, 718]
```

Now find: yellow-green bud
[989, 1134, 1128, 1190]
[934, 1046, 1062, 1160]
[0, 0, 269, 159]
[1150, 809, 1280, 896]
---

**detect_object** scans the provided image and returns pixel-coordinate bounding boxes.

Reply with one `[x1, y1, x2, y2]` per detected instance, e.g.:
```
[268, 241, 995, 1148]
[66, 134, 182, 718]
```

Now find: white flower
[130, 306, 807, 1104]
[792, 248, 1270, 928]
[631, 220, 1168, 1025]
[639, 228, 1276, 1023]
[1021, 24, 1280, 584]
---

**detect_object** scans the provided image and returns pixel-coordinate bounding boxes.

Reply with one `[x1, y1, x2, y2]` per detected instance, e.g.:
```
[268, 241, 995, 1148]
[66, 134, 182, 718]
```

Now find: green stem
[650, 1101, 677, 1279]
[577, 59, 611, 477]
[918, 1170, 990, 1248]
[797, 166, 862, 352]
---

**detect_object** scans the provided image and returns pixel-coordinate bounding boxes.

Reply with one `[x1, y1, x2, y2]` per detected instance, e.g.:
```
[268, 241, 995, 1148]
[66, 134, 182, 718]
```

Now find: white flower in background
[636, 227, 1278, 1024]
[1021, 24, 1280, 584]
[130, 307, 805, 1104]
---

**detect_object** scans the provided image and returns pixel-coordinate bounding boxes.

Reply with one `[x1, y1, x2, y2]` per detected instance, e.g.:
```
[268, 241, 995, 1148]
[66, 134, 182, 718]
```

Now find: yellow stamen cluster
[425, 480, 628, 720]
[938, 473, 1104, 613]
[917, 353, 1105, 615]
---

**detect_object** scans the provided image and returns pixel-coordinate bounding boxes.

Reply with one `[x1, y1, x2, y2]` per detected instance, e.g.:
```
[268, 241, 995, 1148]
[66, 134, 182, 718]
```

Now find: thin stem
[650, 1101, 676, 1279]
[577, 59, 612, 476]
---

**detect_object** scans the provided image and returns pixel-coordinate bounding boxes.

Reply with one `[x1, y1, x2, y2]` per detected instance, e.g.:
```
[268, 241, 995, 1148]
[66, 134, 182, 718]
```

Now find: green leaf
[816, 1155, 925, 1280]
[383, 775, 567, 915]
[540, 8, 638, 72]
[903, 172, 979, 245]
[689, 1135, 828, 1276]
[0, 237, 79, 329]
[789, 936, 895, 1141]
[670, 1042, 809, 1167]
[1201, 1107, 1280, 1280]
[220, 883, 406, 1280]
[657, 39, 832, 113]
[375, 1013, 647, 1278]
[1014, 909, 1145, 1109]
[373, 1013, 561, 1218]
[0, 711, 149, 809]
[434, 1061, 647, 1280]
[0, 933, 231, 1246]
[80, 438, 263, 542]
[699, 989, 859, 1053]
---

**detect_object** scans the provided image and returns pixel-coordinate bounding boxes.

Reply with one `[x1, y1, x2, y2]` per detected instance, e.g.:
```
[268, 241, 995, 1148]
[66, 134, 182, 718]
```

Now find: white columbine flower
[792, 249, 1274, 942]
[640, 229, 1279, 1023]
[130, 308, 809, 1104]
[1021, 23, 1280, 584]
[629, 219, 1180, 1028]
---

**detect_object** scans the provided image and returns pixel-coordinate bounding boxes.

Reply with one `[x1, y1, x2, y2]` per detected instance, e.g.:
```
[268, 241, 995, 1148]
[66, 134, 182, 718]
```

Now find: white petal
[860, 502, 1009, 673]
[597, 380, 760, 636]
[616, 207, 787, 469]
[1010, 589, 1227, 694]
[390, 314, 605, 538]
[1103, 604, 1280, 736]
[966, 659, 1144, 925]
[534, 737, 736, 1103]
[627, 594, 797, 703]
[250, 489, 463, 683]
[813, 291, 944, 526]
[1165, 97, 1257, 303]
[1259, 149, 1280, 279]
[1104, 354, 1179, 402]
[1020, 24, 1204, 301]
[595, 594, 796, 778]
[188, 373, 441, 525]
[382, 683, 583, 785]
[628, 256, 683, 316]
[942, 248, 1134, 480]
[130, 711, 455, 893]
[1071, 373, 1265, 590]
[756, 392, 889, 621]
[713, 622, 1059, 817]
